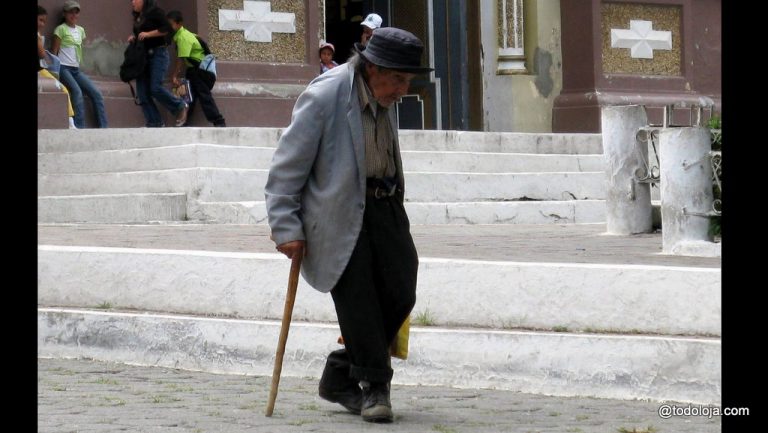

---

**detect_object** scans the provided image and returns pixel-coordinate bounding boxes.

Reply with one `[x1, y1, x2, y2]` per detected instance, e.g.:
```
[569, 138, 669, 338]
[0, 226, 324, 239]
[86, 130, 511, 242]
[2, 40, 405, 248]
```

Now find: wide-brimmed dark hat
[354, 27, 433, 74]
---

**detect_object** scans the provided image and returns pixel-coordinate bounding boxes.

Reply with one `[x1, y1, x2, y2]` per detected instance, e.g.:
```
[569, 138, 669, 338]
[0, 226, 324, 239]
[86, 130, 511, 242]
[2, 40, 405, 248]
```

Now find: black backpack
[119, 40, 146, 83]
[188, 35, 216, 76]
[119, 40, 147, 104]
[196, 35, 212, 57]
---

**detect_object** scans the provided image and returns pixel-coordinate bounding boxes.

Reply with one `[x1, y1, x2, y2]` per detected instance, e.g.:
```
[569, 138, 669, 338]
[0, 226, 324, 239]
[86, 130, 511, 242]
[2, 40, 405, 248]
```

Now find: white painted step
[405, 172, 605, 201]
[38, 145, 604, 174]
[38, 246, 721, 336]
[38, 128, 602, 154]
[38, 308, 721, 404]
[37, 128, 284, 153]
[399, 130, 603, 154]
[39, 169, 605, 202]
[403, 151, 604, 173]
[37, 168, 267, 202]
[38, 193, 186, 223]
[194, 200, 607, 224]
[37, 145, 277, 174]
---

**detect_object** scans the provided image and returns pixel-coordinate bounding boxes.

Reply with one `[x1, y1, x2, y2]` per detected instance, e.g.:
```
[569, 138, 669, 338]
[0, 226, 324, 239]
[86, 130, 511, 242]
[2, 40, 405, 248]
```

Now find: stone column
[658, 127, 714, 252]
[602, 105, 652, 235]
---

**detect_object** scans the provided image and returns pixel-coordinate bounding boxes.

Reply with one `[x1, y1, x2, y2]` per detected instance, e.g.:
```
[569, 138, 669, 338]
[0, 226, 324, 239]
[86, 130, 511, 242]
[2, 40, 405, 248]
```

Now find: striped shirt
[355, 72, 396, 179]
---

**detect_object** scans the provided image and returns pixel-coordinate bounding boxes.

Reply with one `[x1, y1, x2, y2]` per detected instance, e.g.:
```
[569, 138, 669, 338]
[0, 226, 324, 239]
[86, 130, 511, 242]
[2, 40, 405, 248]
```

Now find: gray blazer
[265, 63, 406, 293]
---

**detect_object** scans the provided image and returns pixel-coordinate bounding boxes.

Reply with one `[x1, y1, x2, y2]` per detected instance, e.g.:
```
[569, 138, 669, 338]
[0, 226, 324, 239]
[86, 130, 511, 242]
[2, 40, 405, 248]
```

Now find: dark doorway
[323, 0, 483, 130]
[324, 0, 385, 65]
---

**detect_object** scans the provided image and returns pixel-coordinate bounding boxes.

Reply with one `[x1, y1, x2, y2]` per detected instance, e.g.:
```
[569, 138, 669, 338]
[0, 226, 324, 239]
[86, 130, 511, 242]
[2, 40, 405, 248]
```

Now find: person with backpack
[129, 0, 188, 127]
[166, 10, 226, 127]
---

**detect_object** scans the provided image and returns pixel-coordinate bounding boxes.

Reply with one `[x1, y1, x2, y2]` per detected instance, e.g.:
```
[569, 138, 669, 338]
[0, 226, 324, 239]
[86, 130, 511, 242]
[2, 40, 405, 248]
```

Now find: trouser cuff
[350, 364, 393, 383]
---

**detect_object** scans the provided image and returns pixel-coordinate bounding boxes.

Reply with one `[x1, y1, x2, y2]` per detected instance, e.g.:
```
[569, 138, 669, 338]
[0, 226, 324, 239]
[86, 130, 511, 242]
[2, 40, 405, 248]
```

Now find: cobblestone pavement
[37, 223, 720, 268]
[39, 358, 721, 433]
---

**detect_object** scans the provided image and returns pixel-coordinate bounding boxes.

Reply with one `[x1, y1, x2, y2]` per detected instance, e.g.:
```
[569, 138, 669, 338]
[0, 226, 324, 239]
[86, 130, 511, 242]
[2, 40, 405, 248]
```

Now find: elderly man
[265, 28, 432, 423]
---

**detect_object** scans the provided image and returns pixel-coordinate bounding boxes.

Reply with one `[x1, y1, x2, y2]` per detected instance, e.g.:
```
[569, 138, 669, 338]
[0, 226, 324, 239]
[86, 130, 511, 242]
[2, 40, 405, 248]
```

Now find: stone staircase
[37, 127, 721, 405]
[38, 128, 605, 225]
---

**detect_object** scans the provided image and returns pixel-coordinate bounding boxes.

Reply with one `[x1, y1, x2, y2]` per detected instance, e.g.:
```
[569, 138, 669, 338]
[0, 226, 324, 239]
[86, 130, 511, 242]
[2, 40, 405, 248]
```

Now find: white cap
[361, 13, 383, 30]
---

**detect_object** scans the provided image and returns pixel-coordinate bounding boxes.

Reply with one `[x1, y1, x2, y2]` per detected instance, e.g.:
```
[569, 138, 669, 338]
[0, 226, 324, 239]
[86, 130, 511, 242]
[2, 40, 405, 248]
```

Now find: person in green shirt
[166, 10, 226, 127]
[50, 1, 108, 128]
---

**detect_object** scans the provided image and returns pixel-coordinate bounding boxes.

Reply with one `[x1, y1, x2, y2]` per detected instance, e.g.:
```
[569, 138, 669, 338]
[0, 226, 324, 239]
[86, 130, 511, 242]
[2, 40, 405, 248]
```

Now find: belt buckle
[374, 184, 396, 198]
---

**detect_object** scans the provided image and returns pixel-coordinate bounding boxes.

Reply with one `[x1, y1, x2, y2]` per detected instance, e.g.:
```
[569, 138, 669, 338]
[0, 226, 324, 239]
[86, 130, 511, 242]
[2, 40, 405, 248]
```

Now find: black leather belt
[366, 177, 397, 199]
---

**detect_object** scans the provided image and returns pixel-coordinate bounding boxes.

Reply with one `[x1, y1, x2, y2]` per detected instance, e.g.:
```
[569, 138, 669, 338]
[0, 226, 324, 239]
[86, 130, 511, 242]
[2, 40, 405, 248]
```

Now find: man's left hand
[276, 240, 306, 259]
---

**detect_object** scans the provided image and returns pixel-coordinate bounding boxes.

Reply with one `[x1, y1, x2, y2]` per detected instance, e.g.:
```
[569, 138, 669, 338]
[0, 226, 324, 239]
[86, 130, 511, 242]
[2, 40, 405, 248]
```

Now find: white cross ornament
[219, 1, 296, 43]
[610, 20, 672, 59]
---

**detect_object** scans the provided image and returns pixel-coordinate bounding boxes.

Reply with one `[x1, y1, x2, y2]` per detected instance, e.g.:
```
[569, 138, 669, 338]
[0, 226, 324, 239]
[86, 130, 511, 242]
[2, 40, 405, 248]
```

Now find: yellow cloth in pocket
[336, 315, 410, 360]
[389, 315, 410, 360]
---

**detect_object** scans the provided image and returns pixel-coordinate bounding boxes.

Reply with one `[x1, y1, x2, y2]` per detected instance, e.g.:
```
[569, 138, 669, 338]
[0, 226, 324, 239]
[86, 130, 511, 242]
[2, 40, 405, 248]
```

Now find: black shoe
[361, 382, 393, 423]
[319, 384, 362, 414]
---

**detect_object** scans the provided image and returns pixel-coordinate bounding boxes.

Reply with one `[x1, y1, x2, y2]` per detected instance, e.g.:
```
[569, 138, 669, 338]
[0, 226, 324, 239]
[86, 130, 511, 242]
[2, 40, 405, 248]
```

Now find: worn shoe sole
[175, 103, 189, 127]
[362, 404, 393, 423]
[318, 387, 362, 414]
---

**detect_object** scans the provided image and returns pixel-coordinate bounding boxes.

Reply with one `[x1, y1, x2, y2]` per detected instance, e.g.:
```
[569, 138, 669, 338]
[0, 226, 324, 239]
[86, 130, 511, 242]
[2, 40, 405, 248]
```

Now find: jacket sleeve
[264, 87, 326, 246]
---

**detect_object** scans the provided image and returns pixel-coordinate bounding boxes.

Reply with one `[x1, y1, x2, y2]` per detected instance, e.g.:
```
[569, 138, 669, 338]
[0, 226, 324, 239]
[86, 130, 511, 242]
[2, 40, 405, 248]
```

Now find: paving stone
[38, 358, 722, 433]
[37, 223, 720, 268]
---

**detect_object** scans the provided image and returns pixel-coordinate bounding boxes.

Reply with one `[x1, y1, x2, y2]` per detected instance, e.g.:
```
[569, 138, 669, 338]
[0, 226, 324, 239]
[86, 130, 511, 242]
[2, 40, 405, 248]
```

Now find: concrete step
[37, 145, 277, 174]
[404, 151, 604, 173]
[399, 131, 603, 154]
[37, 128, 284, 153]
[194, 200, 607, 224]
[37, 168, 266, 202]
[38, 245, 721, 336]
[38, 193, 187, 224]
[38, 128, 602, 155]
[38, 307, 721, 404]
[405, 172, 605, 201]
[39, 169, 606, 202]
[39, 145, 604, 174]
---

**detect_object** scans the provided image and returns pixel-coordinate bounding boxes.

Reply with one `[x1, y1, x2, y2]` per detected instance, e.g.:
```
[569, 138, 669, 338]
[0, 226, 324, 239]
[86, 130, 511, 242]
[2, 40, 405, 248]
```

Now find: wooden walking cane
[265, 252, 303, 417]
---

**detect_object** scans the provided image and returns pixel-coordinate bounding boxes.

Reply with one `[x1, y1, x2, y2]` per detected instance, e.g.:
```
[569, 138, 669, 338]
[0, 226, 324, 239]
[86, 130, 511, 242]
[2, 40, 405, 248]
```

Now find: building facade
[37, 0, 720, 132]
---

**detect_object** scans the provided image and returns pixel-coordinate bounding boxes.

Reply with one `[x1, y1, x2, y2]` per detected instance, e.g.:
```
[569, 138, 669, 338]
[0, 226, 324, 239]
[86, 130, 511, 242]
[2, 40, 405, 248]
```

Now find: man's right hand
[276, 240, 306, 259]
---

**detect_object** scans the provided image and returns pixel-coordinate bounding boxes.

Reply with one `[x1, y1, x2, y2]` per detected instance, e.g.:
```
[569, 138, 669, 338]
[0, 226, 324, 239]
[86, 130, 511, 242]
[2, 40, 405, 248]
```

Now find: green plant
[101, 396, 126, 406]
[149, 394, 182, 404]
[95, 301, 113, 310]
[413, 309, 436, 326]
[432, 425, 458, 433]
[93, 377, 120, 385]
[299, 403, 320, 411]
[617, 426, 657, 433]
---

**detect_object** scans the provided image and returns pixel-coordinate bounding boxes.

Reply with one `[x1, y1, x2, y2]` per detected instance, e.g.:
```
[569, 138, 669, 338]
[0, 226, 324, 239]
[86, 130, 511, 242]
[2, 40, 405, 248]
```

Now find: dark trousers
[320, 194, 418, 389]
[185, 67, 226, 126]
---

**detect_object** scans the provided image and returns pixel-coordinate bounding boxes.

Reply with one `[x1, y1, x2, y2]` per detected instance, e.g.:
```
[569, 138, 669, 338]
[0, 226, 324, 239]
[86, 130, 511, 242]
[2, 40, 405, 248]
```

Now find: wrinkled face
[63, 8, 79, 25]
[37, 13, 47, 31]
[319, 48, 334, 64]
[132, 0, 144, 13]
[361, 27, 374, 44]
[365, 63, 416, 108]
